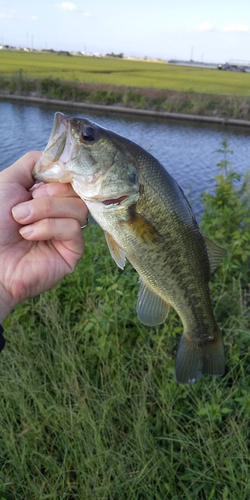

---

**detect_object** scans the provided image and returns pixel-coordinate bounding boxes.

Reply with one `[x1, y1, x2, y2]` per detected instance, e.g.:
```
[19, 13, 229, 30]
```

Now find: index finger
[32, 182, 81, 199]
[2, 151, 42, 190]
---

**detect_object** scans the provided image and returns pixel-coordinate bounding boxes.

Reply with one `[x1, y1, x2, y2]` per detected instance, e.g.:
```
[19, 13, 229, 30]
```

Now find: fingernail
[12, 202, 31, 221]
[32, 184, 50, 198]
[29, 182, 44, 192]
[19, 225, 34, 237]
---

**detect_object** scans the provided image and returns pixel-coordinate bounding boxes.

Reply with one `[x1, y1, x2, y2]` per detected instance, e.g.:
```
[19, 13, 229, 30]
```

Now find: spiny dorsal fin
[203, 234, 227, 273]
[136, 278, 170, 326]
[104, 231, 126, 270]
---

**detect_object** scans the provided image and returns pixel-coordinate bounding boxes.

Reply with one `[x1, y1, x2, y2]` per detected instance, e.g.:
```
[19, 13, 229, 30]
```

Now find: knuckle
[42, 196, 52, 215]
[40, 218, 53, 234]
[32, 197, 52, 218]
[24, 151, 38, 162]
[61, 183, 71, 194]
[23, 151, 33, 161]
[71, 219, 81, 236]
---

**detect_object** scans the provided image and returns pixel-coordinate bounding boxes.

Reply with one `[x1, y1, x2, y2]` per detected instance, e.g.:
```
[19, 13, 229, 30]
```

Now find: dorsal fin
[203, 234, 227, 273]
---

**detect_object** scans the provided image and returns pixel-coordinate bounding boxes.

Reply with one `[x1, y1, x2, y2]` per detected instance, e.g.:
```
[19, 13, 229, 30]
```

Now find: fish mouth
[32, 112, 77, 183]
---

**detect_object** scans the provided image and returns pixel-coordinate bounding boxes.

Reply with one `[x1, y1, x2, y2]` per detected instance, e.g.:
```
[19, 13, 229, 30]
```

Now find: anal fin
[104, 231, 126, 270]
[137, 279, 170, 326]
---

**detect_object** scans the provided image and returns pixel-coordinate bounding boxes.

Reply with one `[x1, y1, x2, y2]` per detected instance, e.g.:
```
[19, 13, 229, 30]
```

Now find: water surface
[1, 100, 250, 216]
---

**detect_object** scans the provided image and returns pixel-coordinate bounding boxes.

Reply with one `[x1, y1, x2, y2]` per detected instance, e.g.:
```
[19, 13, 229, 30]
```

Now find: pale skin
[0, 151, 88, 324]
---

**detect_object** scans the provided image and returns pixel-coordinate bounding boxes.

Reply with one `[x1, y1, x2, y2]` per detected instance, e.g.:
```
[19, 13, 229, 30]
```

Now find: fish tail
[174, 326, 225, 384]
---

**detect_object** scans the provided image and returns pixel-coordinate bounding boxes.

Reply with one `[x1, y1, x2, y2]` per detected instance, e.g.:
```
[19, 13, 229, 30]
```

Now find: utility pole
[190, 46, 194, 61]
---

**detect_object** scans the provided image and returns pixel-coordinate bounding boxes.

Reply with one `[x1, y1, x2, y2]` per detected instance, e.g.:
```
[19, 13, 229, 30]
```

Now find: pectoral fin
[203, 235, 227, 273]
[137, 278, 170, 326]
[121, 209, 160, 245]
[104, 231, 126, 270]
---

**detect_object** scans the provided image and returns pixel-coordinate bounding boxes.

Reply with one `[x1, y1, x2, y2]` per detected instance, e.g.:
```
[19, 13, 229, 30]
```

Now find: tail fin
[174, 327, 225, 384]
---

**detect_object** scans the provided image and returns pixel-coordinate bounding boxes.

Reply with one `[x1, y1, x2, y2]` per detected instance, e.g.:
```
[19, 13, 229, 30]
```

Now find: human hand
[0, 152, 88, 322]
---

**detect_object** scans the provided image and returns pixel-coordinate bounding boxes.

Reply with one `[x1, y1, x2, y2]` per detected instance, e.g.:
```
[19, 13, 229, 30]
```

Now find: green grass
[0, 145, 250, 499]
[1, 51, 250, 95]
[1, 226, 249, 499]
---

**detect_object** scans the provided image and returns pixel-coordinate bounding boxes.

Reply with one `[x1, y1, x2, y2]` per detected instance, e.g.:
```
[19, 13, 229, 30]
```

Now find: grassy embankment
[1, 51, 250, 119]
[0, 143, 250, 499]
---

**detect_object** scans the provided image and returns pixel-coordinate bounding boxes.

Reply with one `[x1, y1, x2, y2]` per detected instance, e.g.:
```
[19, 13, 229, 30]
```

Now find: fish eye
[81, 127, 96, 142]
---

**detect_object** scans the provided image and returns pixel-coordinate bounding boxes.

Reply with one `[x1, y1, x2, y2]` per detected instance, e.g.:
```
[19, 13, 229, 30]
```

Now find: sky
[1, 0, 250, 63]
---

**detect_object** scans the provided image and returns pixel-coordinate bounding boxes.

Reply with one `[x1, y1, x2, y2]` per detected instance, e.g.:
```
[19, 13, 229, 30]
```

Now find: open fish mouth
[32, 112, 78, 183]
[48, 111, 70, 146]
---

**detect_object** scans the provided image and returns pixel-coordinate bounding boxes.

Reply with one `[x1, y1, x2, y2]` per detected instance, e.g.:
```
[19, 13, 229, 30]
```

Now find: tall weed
[200, 140, 250, 281]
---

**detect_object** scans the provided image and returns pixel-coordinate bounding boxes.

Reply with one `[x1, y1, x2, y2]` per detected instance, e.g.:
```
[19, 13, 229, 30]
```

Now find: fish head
[32, 112, 140, 204]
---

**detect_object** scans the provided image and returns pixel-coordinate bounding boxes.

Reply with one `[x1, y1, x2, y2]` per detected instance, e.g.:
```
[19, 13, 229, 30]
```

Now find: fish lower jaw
[33, 163, 74, 183]
[33, 172, 73, 183]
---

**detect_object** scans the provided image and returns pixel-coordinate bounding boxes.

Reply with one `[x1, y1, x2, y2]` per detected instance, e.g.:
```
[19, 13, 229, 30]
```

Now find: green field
[1, 50, 250, 95]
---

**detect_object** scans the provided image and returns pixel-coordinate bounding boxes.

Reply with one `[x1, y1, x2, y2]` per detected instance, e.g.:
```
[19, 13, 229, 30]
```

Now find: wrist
[0, 286, 13, 323]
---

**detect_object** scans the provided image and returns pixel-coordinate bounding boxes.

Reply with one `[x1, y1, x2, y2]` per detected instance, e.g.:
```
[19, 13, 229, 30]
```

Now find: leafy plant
[200, 140, 250, 280]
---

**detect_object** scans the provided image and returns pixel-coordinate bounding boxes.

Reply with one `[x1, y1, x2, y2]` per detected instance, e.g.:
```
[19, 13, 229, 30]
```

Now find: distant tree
[57, 51, 71, 57]
[106, 52, 123, 58]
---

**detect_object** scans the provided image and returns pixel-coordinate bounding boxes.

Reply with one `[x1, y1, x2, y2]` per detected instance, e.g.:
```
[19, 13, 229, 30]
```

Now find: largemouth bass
[32, 112, 227, 384]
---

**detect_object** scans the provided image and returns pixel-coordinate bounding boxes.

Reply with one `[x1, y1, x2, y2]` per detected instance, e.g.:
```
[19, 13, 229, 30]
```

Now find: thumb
[2, 151, 42, 190]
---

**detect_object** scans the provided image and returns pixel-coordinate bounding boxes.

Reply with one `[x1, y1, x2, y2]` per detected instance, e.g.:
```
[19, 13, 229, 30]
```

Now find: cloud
[196, 22, 214, 31]
[0, 8, 37, 21]
[223, 24, 249, 32]
[61, 2, 77, 10]
[55, 2, 90, 15]
[194, 22, 249, 34]
[0, 8, 16, 19]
